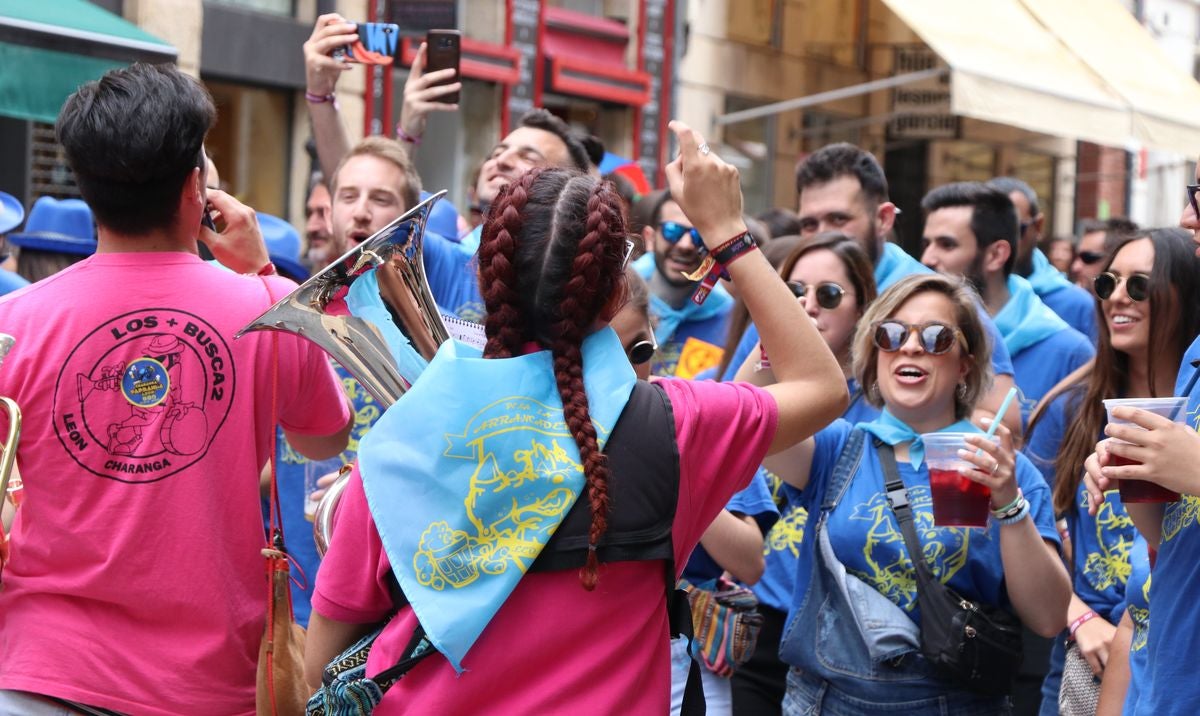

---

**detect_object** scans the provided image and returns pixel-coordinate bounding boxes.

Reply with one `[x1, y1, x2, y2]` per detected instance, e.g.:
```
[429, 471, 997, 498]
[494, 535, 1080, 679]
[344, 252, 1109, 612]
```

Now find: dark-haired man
[634, 190, 733, 377]
[920, 182, 1093, 425]
[987, 177, 1097, 341]
[0, 63, 352, 715]
[1071, 216, 1139, 290]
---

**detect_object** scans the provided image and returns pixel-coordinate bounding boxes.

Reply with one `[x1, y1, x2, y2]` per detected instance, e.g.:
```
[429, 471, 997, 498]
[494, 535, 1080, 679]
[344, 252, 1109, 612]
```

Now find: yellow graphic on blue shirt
[763, 468, 807, 558]
[1165, 409, 1200, 542]
[1082, 490, 1135, 592]
[1130, 572, 1151, 653]
[847, 485, 969, 613]
[280, 369, 379, 465]
[413, 403, 581, 591]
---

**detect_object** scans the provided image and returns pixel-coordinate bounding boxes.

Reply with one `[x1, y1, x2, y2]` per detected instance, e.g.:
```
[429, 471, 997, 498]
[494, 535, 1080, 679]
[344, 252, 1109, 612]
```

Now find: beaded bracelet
[990, 489, 1025, 519]
[995, 499, 1031, 526]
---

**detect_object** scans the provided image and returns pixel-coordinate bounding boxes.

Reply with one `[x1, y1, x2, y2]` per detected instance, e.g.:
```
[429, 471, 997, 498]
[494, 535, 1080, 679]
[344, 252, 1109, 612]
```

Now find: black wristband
[712, 232, 756, 266]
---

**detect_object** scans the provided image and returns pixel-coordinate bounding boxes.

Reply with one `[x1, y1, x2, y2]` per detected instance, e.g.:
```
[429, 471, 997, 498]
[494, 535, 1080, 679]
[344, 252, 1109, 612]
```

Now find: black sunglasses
[786, 280, 847, 310]
[1077, 250, 1106, 265]
[660, 221, 704, 249]
[627, 337, 657, 366]
[1093, 271, 1150, 302]
[1187, 183, 1200, 218]
[872, 320, 966, 356]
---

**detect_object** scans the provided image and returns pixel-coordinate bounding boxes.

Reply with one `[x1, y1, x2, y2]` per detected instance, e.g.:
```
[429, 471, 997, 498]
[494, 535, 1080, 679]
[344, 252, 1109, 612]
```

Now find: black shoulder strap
[874, 439, 938, 588]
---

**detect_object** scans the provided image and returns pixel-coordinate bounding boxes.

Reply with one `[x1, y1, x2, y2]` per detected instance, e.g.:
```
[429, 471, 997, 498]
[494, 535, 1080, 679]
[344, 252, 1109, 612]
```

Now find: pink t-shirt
[313, 378, 777, 715]
[0, 253, 351, 715]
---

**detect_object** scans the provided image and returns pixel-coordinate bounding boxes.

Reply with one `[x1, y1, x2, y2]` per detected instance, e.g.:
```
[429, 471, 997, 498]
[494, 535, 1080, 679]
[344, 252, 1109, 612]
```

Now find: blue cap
[0, 192, 23, 235]
[8, 197, 96, 255]
[256, 212, 309, 281]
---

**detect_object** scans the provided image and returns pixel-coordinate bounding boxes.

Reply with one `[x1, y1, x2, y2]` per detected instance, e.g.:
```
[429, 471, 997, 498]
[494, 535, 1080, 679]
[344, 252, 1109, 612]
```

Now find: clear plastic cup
[303, 457, 345, 521]
[1103, 397, 1188, 503]
[922, 432, 995, 528]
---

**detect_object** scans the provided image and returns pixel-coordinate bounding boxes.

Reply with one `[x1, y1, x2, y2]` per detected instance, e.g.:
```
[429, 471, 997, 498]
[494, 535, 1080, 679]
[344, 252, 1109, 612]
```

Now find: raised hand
[304, 14, 358, 97]
[663, 120, 746, 248]
[397, 42, 462, 145]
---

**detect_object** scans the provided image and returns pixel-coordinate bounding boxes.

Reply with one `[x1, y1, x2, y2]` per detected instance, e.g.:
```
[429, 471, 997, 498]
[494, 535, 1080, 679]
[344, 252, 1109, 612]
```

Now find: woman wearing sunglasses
[1025, 227, 1200, 715]
[304, 122, 849, 714]
[740, 273, 1068, 715]
[733, 232, 880, 714]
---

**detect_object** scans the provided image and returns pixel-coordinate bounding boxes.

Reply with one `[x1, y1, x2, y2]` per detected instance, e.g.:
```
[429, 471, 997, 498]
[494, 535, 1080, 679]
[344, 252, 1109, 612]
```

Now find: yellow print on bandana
[848, 486, 969, 613]
[1082, 490, 1134, 592]
[413, 398, 583, 591]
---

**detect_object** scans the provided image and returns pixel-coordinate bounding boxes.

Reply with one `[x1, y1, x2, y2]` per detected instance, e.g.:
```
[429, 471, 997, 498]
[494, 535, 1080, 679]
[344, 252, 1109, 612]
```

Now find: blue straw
[978, 386, 1019, 454]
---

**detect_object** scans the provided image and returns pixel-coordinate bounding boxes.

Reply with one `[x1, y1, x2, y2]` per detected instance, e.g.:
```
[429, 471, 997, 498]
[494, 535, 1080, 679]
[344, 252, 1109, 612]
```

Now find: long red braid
[478, 170, 628, 590]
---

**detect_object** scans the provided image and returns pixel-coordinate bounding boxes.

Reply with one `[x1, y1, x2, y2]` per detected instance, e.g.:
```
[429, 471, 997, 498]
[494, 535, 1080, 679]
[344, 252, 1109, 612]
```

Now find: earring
[869, 381, 881, 402]
[955, 383, 968, 400]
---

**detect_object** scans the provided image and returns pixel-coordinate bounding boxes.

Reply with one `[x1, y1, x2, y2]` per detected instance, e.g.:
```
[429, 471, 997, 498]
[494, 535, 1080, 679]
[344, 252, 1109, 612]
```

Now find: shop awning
[879, 0, 1133, 149]
[1021, 0, 1200, 156]
[0, 0, 176, 123]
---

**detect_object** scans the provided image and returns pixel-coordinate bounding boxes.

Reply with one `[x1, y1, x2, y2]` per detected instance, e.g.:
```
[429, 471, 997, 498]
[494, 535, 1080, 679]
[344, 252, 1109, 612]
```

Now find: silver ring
[698, 143, 711, 156]
[990, 461, 999, 476]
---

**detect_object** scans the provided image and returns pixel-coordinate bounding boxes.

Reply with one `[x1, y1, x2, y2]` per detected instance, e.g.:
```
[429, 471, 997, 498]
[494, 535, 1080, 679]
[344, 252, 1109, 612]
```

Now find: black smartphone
[333, 22, 399, 65]
[424, 29, 461, 104]
[200, 204, 217, 232]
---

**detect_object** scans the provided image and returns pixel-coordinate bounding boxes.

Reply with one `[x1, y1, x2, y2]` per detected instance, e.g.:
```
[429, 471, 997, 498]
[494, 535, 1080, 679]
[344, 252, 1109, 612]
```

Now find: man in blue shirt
[920, 182, 1093, 427]
[988, 177, 1097, 342]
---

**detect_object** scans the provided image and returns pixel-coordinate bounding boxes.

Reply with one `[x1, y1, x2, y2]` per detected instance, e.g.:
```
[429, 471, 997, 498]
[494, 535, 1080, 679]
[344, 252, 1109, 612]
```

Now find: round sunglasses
[660, 221, 704, 249]
[872, 320, 967, 356]
[1093, 271, 1149, 302]
[627, 338, 657, 366]
[787, 280, 847, 310]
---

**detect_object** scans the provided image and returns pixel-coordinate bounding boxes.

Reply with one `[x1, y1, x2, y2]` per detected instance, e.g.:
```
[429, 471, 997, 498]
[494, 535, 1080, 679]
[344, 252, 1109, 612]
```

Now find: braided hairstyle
[479, 168, 630, 589]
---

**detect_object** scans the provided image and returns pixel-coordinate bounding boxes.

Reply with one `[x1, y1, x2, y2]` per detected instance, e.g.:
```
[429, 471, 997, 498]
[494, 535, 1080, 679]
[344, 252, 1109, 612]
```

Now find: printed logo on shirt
[280, 366, 379, 466]
[53, 309, 236, 483]
[1129, 573, 1151, 652]
[1162, 495, 1200, 543]
[1081, 488, 1134, 592]
[763, 469, 808, 558]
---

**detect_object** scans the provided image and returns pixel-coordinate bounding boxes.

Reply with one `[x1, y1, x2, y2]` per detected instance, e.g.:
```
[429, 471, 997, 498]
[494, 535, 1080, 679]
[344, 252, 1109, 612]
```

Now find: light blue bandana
[875, 242, 932, 292]
[856, 409, 980, 469]
[357, 327, 636, 672]
[632, 253, 732, 343]
[993, 274, 1069, 356]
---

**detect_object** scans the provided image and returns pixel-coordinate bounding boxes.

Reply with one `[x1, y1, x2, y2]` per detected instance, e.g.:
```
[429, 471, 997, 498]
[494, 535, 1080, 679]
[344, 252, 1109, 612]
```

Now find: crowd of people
[1, 12, 1199, 716]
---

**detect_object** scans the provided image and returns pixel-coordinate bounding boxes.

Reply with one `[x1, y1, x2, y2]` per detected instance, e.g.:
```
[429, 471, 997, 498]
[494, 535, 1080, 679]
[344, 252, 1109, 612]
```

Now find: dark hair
[796, 143, 888, 205]
[743, 216, 771, 248]
[518, 109, 590, 173]
[755, 207, 802, 238]
[986, 177, 1040, 218]
[1028, 227, 1200, 514]
[642, 189, 675, 230]
[16, 249, 86, 283]
[581, 134, 606, 168]
[921, 182, 1019, 275]
[623, 265, 651, 323]
[779, 232, 877, 313]
[479, 168, 629, 589]
[56, 63, 215, 235]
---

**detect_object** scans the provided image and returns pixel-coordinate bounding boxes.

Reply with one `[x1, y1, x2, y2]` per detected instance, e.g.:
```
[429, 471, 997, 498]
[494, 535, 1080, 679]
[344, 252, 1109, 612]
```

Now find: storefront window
[206, 0, 293, 16]
[204, 80, 292, 217]
[723, 96, 774, 215]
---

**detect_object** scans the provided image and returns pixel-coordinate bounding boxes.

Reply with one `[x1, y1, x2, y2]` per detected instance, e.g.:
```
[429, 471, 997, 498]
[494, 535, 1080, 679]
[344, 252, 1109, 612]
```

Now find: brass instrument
[237, 192, 458, 555]
[0, 334, 22, 577]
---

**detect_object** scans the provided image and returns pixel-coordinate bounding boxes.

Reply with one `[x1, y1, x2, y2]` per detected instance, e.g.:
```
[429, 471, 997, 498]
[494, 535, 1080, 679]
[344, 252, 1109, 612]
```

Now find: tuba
[0, 334, 23, 578]
[237, 191, 472, 555]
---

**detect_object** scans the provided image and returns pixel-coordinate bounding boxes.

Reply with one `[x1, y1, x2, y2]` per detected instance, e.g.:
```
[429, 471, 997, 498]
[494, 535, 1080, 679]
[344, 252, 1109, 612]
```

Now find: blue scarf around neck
[993, 274, 1069, 356]
[633, 253, 733, 343]
[875, 242, 933, 292]
[856, 409, 980, 469]
[1027, 247, 1073, 296]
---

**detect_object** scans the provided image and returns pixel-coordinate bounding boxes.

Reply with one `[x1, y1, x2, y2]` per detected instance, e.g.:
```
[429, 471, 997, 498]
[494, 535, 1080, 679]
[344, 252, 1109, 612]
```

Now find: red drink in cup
[922, 433, 995, 528]
[1103, 398, 1187, 504]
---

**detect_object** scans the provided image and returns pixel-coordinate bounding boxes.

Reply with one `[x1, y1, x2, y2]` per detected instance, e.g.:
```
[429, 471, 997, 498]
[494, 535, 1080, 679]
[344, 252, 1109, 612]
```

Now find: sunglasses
[1077, 250, 1106, 265]
[872, 320, 967, 356]
[1187, 183, 1200, 218]
[786, 280, 847, 310]
[1093, 271, 1150, 302]
[627, 325, 658, 366]
[660, 221, 704, 249]
[621, 238, 636, 269]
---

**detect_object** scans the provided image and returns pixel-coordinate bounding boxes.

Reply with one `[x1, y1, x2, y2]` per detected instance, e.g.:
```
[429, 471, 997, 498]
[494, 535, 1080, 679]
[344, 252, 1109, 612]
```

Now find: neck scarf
[993, 274, 1070, 356]
[875, 242, 933, 292]
[856, 408, 980, 469]
[1027, 247, 1073, 296]
[358, 327, 636, 672]
[633, 253, 733, 343]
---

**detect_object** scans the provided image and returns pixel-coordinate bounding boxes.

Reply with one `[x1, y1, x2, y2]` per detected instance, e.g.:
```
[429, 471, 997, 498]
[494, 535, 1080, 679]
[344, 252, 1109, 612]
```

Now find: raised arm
[303, 14, 357, 181]
[395, 42, 462, 162]
[664, 121, 847, 455]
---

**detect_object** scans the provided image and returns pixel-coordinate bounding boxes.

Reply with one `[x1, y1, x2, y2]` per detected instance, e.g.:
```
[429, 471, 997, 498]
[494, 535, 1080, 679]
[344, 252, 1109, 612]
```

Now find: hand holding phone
[423, 30, 461, 104]
[333, 22, 399, 65]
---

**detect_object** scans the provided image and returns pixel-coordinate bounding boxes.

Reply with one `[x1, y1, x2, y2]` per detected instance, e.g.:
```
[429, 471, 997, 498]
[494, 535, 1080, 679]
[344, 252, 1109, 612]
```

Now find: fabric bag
[255, 311, 311, 715]
[1058, 640, 1101, 715]
[876, 441, 1024, 698]
[680, 576, 764, 677]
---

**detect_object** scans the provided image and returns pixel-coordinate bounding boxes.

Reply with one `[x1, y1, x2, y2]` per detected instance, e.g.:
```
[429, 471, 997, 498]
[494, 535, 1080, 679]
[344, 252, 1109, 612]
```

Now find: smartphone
[424, 30, 461, 104]
[333, 22, 399, 65]
[200, 204, 217, 232]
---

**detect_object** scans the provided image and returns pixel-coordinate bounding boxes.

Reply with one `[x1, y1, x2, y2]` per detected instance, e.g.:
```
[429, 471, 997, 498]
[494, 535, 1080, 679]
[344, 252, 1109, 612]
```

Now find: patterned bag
[1058, 640, 1101, 716]
[306, 621, 434, 716]
[680, 577, 764, 677]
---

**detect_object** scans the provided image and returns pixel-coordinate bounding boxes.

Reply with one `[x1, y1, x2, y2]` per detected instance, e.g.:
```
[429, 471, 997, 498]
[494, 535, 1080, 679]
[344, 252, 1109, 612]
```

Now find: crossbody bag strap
[874, 439, 939, 588]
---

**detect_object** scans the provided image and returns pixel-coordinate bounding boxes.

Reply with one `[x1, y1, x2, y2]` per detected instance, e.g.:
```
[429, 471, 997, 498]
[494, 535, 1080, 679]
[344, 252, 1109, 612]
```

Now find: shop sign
[888, 47, 958, 140]
[388, 0, 457, 34]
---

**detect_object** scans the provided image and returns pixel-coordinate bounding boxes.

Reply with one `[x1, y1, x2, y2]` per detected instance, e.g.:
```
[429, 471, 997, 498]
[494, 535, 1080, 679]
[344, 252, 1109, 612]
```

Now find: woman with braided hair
[305, 121, 847, 713]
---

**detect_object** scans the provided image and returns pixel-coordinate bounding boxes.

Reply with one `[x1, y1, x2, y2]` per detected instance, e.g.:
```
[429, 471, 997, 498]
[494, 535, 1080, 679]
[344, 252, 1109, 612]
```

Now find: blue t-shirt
[0, 269, 28, 295]
[1010, 329, 1093, 428]
[753, 380, 881, 612]
[1134, 336, 1200, 715]
[276, 364, 381, 626]
[681, 470, 779, 583]
[785, 420, 1058, 627]
[1123, 558, 1151, 714]
[423, 228, 485, 323]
